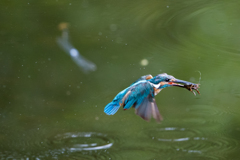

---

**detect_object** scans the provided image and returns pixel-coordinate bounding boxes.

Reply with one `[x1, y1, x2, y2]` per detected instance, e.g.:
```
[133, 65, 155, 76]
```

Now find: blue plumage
[104, 73, 200, 122]
[104, 80, 148, 115]
[104, 75, 153, 116]
[104, 102, 120, 115]
[123, 82, 154, 109]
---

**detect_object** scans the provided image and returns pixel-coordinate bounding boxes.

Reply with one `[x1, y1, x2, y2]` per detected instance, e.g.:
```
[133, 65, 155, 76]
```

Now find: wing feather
[135, 95, 163, 122]
[122, 81, 154, 109]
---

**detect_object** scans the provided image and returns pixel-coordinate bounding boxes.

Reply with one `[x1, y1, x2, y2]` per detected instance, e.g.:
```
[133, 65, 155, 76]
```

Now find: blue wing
[104, 75, 153, 116]
[122, 81, 154, 109]
[122, 82, 162, 122]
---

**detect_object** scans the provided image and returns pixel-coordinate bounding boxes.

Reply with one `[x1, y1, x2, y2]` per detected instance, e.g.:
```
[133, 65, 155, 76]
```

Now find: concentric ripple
[163, 104, 230, 128]
[0, 132, 115, 159]
[167, 154, 227, 160]
[105, 0, 240, 68]
[182, 104, 235, 126]
[136, 1, 240, 56]
[45, 132, 115, 159]
[143, 126, 239, 159]
[52, 132, 113, 151]
[148, 127, 204, 144]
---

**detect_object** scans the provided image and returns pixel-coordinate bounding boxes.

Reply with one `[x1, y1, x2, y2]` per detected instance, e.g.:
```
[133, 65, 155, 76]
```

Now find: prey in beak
[168, 79, 200, 96]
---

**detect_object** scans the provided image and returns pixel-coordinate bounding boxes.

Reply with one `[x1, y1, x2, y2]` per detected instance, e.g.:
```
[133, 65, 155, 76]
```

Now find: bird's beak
[168, 79, 200, 95]
[169, 79, 192, 87]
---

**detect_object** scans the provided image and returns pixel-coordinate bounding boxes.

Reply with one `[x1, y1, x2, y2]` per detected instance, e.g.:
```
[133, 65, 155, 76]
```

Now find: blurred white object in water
[57, 22, 96, 73]
[70, 49, 78, 57]
[140, 59, 149, 66]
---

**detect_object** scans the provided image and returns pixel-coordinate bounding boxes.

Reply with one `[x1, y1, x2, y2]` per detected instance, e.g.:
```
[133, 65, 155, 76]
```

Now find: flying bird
[104, 73, 200, 122]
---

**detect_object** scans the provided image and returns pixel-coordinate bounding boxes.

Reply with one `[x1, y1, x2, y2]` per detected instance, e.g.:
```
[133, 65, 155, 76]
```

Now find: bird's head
[149, 73, 194, 89]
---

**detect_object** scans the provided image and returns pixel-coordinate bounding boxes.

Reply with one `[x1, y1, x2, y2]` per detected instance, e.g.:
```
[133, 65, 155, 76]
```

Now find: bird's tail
[104, 102, 121, 115]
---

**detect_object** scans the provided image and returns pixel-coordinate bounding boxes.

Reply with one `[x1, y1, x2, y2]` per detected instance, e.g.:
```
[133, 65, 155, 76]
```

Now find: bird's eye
[165, 78, 170, 82]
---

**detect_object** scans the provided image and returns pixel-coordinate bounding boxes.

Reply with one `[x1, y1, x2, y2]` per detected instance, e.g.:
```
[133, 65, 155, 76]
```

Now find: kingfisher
[104, 73, 200, 122]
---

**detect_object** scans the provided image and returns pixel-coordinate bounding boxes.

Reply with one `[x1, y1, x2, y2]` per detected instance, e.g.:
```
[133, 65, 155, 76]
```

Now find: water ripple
[167, 154, 227, 160]
[140, 1, 240, 56]
[144, 126, 239, 159]
[0, 132, 115, 160]
[112, 0, 240, 67]
[53, 132, 113, 151]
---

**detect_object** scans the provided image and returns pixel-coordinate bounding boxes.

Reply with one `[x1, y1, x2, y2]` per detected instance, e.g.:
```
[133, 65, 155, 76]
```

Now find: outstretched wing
[120, 81, 162, 122]
[134, 95, 163, 122]
[104, 75, 153, 116]
[112, 74, 153, 103]
[121, 81, 154, 109]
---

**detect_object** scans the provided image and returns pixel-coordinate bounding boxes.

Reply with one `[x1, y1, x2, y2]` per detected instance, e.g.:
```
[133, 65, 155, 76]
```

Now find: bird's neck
[149, 82, 160, 89]
[149, 82, 162, 96]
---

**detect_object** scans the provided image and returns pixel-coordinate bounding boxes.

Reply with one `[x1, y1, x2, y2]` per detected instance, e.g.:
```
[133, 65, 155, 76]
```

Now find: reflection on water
[1, 0, 240, 159]
[57, 23, 97, 73]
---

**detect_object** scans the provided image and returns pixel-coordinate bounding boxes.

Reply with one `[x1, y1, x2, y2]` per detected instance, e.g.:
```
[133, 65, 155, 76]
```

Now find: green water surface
[1, 0, 240, 159]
